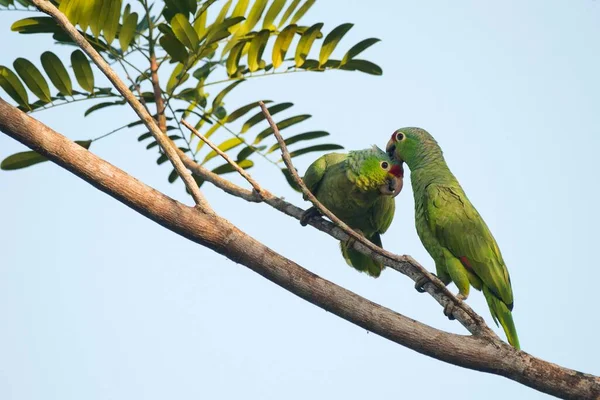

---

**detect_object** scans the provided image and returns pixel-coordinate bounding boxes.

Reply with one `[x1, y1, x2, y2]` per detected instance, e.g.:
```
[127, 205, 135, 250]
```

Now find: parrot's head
[386, 127, 440, 169]
[350, 146, 404, 197]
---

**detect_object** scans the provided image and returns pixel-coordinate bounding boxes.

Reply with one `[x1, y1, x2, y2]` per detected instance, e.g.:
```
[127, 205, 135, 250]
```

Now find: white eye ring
[380, 161, 390, 170]
[395, 132, 405, 141]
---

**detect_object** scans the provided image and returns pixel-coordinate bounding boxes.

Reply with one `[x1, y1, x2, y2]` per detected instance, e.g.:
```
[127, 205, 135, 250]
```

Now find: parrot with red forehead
[386, 127, 520, 349]
[300, 146, 404, 277]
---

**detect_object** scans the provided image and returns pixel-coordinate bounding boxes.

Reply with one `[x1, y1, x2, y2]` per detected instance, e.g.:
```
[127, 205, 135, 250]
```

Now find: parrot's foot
[443, 293, 468, 321]
[300, 207, 321, 226]
[414, 274, 437, 293]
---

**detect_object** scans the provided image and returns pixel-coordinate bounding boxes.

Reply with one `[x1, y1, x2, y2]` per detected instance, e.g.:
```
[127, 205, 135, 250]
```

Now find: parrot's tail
[483, 285, 520, 350]
[340, 233, 383, 278]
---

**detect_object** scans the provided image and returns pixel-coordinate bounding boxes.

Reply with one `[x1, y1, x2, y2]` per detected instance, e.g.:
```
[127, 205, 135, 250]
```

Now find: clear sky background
[1, 1, 599, 399]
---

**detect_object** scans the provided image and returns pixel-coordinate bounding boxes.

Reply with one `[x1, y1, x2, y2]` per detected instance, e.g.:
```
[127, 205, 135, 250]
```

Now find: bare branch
[181, 120, 265, 198]
[257, 101, 492, 337]
[30, 0, 209, 210]
[150, 57, 167, 133]
[1, 97, 598, 399]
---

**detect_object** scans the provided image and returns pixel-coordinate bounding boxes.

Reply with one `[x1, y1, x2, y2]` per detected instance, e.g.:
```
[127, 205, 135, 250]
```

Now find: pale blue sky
[1, 1, 599, 399]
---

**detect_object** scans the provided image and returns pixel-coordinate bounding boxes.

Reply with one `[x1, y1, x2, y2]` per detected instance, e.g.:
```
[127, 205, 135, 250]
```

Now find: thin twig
[181, 120, 265, 198]
[257, 101, 493, 336]
[31, 0, 210, 212]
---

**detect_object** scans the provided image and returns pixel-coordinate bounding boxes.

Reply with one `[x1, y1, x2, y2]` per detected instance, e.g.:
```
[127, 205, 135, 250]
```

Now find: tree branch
[1, 97, 598, 400]
[30, 0, 208, 210]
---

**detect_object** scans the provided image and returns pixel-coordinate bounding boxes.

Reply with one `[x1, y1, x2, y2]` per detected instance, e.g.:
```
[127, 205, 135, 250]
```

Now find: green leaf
[341, 38, 380, 64]
[272, 24, 296, 68]
[193, 5, 207, 36]
[214, 106, 227, 119]
[340, 59, 382, 76]
[236, 144, 265, 161]
[119, 12, 138, 51]
[248, 29, 270, 72]
[167, 63, 189, 94]
[319, 23, 353, 66]
[226, 41, 246, 77]
[157, 153, 169, 165]
[192, 61, 219, 80]
[1, 140, 91, 171]
[253, 114, 311, 144]
[212, 159, 253, 175]
[267, 130, 329, 153]
[168, 168, 179, 183]
[288, 144, 343, 158]
[13, 58, 51, 103]
[226, 100, 271, 123]
[263, 0, 285, 30]
[278, 0, 300, 28]
[294, 22, 322, 67]
[71, 50, 95, 93]
[138, 132, 153, 141]
[0, 0, 13, 6]
[77, 0, 98, 32]
[1, 151, 46, 170]
[205, 16, 245, 45]
[59, 0, 80, 26]
[159, 34, 189, 64]
[201, 137, 244, 164]
[290, 0, 315, 24]
[238, 0, 268, 35]
[165, 0, 196, 16]
[281, 167, 302, 191]
[123, 3, 131, 21]
[89, 0, 105, 37]
[212, 79, 244, 110]
[40, 51, 73, 96]
[0, 65, 29, 109]
[171, 13, 199, 50]
[241, 102, 292, 133]
[11, 17, 60, 34]
[84, 100, 126, 116]
[102, 0, 122, 45]
[214, 0, 232, 25]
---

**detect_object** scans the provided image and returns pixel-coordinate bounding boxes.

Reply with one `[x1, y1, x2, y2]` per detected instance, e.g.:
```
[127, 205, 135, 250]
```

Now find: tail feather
[483, 285, 520, 349]
[340, 233, 384, 278]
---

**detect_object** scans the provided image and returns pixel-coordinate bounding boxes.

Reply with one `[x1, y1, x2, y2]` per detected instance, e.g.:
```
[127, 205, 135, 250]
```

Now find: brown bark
[1, 97, 599, 400]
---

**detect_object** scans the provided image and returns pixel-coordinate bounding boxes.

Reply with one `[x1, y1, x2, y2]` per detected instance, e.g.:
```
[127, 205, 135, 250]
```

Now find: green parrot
[300, 146, 404, 277]
[386, 128, 520, 349]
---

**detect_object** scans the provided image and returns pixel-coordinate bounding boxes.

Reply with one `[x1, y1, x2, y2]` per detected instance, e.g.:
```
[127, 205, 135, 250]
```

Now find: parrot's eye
[395, 132, 405, 141]
[380, 161, 390, 170]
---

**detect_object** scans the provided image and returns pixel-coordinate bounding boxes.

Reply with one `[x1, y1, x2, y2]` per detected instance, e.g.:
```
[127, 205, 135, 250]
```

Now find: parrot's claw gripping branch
[300, 207, 321, 226]
[414, 274, 434, 293]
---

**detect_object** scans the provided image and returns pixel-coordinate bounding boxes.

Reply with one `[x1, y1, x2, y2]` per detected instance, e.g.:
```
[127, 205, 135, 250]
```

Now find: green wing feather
[426, 185, 513, 306]
[371, 196, 395, 235]
[302, 152, 346, 199]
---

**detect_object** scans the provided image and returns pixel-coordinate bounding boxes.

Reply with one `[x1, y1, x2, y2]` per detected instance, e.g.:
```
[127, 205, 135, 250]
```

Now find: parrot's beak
[379, 175, 403, 197]
[386, 138, 397, 160]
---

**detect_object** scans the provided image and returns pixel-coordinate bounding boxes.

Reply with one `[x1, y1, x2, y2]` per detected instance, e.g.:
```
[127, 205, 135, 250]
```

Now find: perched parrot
[386, 128, 520, 349]
[300, 146, 404, 277]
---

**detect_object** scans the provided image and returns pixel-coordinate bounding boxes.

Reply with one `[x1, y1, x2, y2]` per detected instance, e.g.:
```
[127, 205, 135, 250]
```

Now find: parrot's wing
[426, 184, 513, 306]
[370, 196, 395, 234]
[301, 153, 346, 199]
